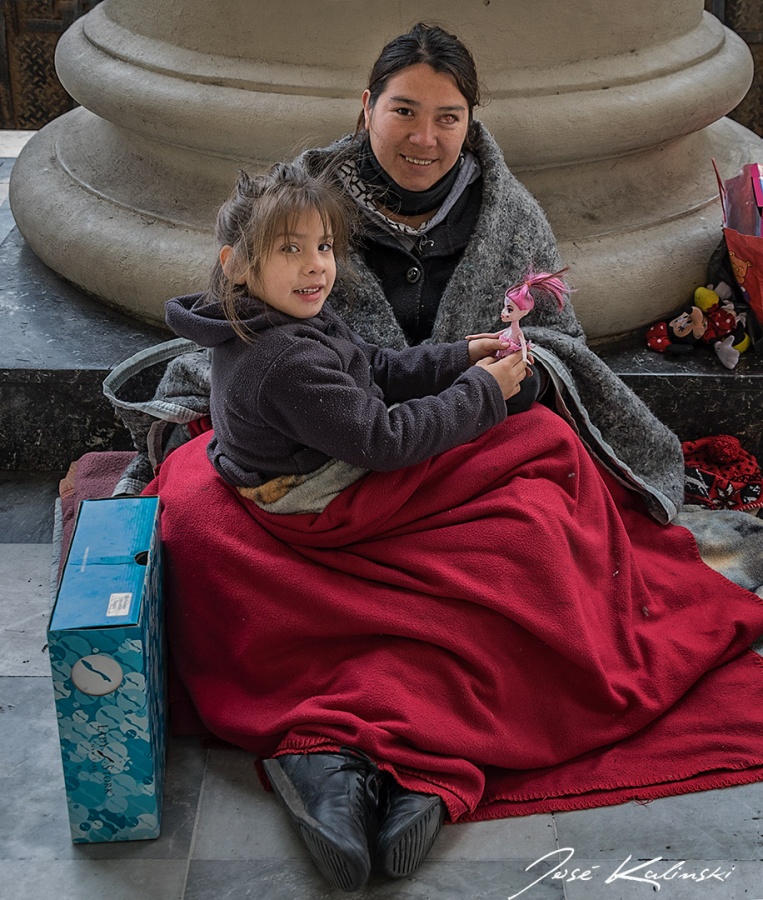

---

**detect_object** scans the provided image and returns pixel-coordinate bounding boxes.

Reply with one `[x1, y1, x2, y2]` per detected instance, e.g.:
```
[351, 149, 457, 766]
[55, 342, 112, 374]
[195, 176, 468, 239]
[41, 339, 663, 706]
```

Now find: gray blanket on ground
[675, 506, 763, 597]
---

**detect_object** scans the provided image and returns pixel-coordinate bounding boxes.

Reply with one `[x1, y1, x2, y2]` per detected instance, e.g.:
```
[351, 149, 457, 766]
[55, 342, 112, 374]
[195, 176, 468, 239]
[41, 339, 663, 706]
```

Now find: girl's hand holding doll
[466, 332, 535, 367]
[467, 334, 533, 401]
[471, 344, 530, 401]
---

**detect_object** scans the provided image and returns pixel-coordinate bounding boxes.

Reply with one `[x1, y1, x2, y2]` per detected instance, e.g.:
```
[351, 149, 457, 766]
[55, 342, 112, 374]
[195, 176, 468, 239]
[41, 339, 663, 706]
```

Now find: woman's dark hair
[207, 163, 353, 340]
[355, 22, 482, 150]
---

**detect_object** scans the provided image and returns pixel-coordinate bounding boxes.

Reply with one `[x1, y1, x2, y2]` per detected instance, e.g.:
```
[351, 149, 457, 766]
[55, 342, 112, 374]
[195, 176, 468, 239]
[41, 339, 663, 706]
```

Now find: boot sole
[263, 757, 371, 892]
[376, 796, 445, 878]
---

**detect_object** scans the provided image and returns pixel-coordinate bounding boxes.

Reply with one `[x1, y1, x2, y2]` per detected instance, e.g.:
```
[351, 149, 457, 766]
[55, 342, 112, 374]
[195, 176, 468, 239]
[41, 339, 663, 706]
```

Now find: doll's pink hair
[505, 267, 571, 311]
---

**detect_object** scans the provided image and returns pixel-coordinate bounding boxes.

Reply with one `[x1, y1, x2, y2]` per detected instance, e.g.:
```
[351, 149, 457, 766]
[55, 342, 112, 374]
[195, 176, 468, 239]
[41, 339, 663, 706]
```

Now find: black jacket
[165, 293, 507, 488]
[358, 179, 482, 344]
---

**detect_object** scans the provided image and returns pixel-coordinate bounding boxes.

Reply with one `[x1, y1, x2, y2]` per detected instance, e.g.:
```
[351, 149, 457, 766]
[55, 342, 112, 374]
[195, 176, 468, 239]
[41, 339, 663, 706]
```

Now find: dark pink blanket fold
[148, 405, 763, 821]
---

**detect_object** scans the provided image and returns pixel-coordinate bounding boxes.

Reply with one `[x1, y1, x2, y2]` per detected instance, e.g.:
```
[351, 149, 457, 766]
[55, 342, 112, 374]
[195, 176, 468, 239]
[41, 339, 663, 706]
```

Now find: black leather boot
[375, 778, 445, 878]
[263, 750, 381, 892]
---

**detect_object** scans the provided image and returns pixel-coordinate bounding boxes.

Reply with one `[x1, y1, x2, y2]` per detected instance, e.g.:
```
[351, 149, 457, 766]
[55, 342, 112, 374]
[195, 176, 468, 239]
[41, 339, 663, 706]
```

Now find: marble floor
[3, 131, 763, 900]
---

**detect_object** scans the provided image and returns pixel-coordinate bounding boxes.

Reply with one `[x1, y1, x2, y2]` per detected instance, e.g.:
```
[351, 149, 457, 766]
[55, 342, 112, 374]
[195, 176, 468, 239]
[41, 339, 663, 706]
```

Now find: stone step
[2, 226, 762, 471]
[595, 333, 763, 462]
[0, 228, 167, 470]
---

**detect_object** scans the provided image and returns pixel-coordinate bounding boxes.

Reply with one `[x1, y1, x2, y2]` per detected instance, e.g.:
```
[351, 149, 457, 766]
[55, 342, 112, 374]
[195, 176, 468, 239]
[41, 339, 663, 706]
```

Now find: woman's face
[362, 63, 470, 193]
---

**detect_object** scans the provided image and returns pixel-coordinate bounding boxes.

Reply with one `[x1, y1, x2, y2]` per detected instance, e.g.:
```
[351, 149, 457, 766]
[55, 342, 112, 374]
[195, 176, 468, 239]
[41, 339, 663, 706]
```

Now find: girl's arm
[352, 335, 504, 402]
[353, 335, 471, 401]
[255, 340, 509, 472]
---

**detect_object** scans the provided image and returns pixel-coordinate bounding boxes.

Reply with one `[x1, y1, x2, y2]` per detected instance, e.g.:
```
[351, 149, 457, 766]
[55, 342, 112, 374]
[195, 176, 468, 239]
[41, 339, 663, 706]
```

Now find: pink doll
[496, 268, 570, 361]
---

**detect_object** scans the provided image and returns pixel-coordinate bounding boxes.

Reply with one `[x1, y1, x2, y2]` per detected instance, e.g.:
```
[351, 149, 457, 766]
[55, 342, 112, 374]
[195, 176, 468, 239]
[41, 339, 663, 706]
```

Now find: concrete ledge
[0, 228, 167, 469]
[595, 333, 763, 461]
[2, 225, 762, 470]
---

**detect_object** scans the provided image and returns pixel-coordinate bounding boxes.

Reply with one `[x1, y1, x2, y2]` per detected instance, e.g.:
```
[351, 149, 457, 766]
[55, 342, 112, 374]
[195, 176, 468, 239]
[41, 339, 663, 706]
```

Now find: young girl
[166, 164, 536, 508]
[164, 163, 538, 892]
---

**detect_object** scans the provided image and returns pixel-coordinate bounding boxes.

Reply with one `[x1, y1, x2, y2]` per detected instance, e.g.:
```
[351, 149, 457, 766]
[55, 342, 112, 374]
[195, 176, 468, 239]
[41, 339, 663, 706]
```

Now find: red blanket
[148, 405, 763, 822]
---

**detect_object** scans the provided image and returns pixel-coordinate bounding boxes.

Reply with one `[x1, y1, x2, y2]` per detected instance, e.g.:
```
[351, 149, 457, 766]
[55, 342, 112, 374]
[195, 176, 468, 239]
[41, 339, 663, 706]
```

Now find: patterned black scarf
[356, 139, 463, 217]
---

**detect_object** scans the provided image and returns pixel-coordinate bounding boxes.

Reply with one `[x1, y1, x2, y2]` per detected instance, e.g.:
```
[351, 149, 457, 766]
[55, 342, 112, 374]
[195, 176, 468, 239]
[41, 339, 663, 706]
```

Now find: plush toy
[496, 268, 570, 361]
[645, 281, 750, 369]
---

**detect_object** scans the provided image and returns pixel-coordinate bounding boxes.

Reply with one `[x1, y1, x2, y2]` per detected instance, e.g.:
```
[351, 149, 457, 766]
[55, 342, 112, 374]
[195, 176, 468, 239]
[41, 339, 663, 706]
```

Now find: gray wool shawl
[299, 123, 684, 522]
[106, 122, 683, 521]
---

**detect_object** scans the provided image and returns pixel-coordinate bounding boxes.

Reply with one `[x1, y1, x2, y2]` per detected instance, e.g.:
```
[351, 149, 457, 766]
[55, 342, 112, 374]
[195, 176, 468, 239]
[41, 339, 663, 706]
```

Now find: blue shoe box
[47, 496, 166, 843]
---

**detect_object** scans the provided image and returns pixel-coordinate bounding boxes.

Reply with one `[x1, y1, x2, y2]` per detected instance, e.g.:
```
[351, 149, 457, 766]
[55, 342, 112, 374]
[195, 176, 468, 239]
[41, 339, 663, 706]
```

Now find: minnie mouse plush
[645, 283, 748, 368]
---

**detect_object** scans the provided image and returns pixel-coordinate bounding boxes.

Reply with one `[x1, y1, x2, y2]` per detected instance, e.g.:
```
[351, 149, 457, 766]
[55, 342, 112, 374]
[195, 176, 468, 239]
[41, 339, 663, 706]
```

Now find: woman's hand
[474, 350, 530, 400]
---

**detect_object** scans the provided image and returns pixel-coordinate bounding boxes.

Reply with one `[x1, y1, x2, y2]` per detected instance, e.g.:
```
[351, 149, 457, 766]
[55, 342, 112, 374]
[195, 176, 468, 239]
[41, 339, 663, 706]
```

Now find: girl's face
[362, 63, 470, 193]
[247, 209, 336, 319]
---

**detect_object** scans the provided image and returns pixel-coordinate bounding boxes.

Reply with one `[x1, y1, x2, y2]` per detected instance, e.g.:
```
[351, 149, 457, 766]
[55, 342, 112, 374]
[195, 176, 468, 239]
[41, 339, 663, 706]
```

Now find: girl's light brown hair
[208, 163, 354, 340]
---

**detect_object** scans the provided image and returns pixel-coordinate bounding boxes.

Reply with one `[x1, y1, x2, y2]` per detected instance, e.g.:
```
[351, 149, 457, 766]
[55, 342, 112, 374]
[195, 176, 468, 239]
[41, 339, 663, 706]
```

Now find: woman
[104, 22, 763, 895]
[111, 23, 682, 523]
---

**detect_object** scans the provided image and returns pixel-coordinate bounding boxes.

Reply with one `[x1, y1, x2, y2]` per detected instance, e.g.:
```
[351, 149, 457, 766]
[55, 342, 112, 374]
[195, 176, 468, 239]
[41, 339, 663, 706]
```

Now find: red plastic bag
[713, 160, 763, 328]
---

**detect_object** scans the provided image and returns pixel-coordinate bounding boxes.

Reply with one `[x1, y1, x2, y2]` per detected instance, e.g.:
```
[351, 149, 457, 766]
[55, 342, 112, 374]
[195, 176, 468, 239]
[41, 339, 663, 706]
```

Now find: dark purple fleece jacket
[165, 293, 507, 488]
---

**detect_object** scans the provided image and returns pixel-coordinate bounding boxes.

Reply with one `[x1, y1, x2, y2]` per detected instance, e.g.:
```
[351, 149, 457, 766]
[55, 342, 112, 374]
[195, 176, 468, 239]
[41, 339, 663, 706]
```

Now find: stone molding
[9, 0, 763, 338]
